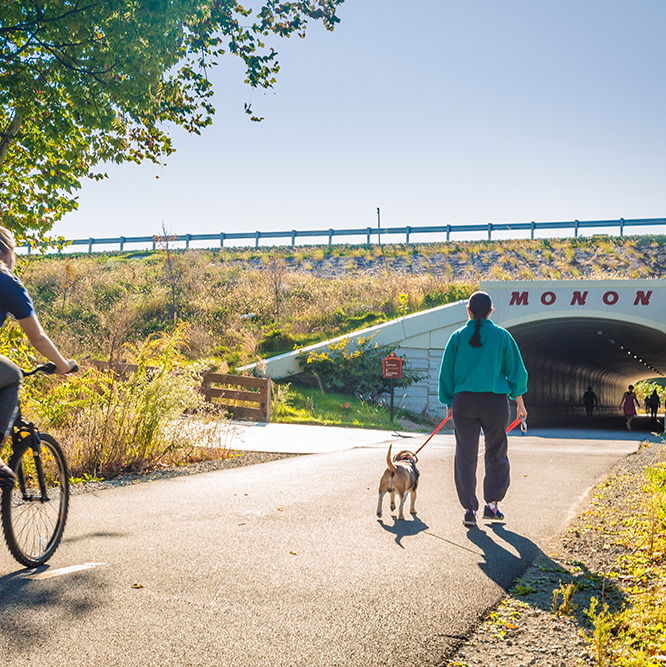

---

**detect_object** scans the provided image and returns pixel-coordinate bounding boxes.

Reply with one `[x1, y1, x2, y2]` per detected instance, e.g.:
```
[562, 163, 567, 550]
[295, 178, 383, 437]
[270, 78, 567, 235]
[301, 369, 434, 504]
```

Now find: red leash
[415, 414, 526, 456]
[414, 415, 450, 455]
[506, 416, 527, 435]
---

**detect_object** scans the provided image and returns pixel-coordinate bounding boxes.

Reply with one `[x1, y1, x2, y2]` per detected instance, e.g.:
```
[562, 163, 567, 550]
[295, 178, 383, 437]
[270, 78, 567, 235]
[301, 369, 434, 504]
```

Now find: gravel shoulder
[443, 438, 666, 667]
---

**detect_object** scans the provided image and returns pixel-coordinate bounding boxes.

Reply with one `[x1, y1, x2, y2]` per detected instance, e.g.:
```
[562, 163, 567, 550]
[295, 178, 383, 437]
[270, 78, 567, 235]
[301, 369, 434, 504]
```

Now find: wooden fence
[85, 361, 272, 422]
[201, 373, 271, 422]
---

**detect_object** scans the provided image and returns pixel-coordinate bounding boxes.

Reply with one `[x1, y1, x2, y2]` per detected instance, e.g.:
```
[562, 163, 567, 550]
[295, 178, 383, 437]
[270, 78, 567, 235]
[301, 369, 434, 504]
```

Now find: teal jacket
[438, 318, 528, 407]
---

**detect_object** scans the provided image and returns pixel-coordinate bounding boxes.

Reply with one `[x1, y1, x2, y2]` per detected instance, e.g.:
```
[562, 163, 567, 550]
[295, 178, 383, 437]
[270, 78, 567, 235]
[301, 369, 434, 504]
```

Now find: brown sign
[382, 355, 403, 379]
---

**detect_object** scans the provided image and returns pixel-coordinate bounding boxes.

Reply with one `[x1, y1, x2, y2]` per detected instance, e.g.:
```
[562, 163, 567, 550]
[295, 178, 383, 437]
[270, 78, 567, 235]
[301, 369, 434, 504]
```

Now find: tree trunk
[0, 113, 23, 169]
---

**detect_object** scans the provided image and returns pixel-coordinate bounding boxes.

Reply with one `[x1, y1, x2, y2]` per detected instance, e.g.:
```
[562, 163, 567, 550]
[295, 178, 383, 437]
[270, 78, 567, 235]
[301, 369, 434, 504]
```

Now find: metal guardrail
[22, 217, 666, 253]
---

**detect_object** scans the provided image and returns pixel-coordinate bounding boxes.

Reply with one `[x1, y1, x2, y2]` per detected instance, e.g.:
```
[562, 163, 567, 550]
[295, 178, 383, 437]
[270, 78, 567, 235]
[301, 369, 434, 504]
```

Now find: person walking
[646, 389, 661, 423]
[438, 291, 528, 528]
[0, 226, 77, 489]
[620, 385, 640, 431]
[583, 386, 598, 417]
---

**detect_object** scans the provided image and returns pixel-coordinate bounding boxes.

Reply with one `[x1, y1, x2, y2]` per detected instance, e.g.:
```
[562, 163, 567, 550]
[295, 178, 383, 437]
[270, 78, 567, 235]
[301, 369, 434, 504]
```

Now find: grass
[271, 383, 434, 431]
[14, 234, 666, 373]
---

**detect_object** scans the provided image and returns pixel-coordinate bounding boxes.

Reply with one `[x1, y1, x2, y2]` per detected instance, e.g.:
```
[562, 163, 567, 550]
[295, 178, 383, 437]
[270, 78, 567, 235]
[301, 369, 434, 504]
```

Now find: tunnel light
[597, 331, 603, 335]
[609, 339, 615, 344]
[619, 345, 624, 349]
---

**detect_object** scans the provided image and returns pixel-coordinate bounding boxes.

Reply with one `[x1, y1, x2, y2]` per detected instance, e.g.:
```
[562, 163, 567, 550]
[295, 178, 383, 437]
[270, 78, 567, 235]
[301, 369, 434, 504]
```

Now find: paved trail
[0, 427, 645, 666]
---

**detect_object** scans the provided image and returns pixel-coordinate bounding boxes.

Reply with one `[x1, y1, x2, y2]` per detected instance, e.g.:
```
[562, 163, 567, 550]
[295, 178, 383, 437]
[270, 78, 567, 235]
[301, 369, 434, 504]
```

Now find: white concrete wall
[253, 300, 469, 416]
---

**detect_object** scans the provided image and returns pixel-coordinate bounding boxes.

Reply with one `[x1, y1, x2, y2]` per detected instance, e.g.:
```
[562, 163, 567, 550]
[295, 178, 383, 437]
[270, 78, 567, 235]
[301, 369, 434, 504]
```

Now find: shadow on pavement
[465, 523, 541, 590]
[377, 514, 429, 548]
[0, 566, 107, 650]
[464, 523, 626, 632]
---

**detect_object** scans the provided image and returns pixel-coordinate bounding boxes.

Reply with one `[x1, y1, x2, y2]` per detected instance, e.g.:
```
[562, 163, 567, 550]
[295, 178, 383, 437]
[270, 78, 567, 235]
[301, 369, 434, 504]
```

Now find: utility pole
[377, 207, 381, 246]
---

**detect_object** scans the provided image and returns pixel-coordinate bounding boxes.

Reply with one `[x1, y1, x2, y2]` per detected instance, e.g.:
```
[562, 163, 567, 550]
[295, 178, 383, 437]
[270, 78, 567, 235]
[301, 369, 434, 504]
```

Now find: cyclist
[0, 226, 77, 489]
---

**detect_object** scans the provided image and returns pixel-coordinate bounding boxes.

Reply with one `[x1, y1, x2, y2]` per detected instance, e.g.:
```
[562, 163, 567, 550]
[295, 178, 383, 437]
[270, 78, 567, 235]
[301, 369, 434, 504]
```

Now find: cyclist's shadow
[0, 567, 106, 648]
[465, 522, 545, 591]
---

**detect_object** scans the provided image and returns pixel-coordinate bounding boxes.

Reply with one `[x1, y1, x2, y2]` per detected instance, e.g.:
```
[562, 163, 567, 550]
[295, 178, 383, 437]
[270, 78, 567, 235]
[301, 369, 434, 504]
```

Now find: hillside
[14, 234, 666, 369]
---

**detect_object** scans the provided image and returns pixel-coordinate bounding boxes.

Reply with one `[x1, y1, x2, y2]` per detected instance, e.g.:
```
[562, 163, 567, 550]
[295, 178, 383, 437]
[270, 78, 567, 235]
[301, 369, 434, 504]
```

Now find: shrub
[30, 325, 223, 478]
[297, 333, 425, 402]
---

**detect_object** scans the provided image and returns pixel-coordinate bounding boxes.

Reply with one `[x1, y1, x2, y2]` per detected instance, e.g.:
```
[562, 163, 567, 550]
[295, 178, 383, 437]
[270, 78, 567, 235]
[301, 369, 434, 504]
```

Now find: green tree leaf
[0, 1, 344, 242]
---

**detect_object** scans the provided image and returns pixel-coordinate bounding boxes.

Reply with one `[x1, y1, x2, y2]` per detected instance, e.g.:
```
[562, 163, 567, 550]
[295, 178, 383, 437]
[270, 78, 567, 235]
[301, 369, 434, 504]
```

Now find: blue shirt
[438, 318, 528, 407]
[0, 270, 36, 327]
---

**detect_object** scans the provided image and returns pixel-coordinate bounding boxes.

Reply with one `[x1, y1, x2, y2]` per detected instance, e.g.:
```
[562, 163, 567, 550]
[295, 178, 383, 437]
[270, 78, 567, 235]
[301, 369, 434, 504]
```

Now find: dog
[376, 444, 419, 520]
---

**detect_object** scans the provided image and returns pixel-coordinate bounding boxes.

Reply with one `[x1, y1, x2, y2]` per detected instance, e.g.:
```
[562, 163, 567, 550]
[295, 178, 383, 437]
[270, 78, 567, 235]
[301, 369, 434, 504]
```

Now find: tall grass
[13, 235, 666, 371]
[5, 323, 227, 478]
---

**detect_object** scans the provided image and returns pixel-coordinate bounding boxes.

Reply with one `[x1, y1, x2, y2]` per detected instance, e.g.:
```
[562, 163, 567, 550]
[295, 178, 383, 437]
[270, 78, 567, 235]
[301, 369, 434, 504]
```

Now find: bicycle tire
[1, 433, 70, 568]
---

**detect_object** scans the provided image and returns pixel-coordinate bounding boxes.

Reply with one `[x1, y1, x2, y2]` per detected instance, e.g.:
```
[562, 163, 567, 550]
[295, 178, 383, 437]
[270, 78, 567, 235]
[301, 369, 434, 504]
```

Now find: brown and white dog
[376, 444, 419, 520]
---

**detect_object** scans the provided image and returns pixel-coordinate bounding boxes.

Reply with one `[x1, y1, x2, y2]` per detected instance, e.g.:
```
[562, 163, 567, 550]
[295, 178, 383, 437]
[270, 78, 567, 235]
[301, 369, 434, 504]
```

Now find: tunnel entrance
[507, 317, 666, 426]
[483, 279, 666, 428]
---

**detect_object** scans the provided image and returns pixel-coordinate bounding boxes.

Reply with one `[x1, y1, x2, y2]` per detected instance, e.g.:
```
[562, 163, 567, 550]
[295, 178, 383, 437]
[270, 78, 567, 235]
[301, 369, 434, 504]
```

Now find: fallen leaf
[289, 551, 298, 555]
[131, 583, 144, 589]
[277, 507, 283, 511]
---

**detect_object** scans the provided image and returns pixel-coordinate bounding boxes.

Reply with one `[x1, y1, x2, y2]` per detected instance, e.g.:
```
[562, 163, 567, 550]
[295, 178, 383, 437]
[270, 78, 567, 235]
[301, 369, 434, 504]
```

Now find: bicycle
[1, 362, 76, 568]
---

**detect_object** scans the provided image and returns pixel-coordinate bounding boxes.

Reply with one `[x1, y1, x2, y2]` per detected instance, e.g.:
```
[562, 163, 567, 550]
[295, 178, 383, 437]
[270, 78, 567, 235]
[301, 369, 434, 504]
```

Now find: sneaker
[0, 460, 16, 490]
[483, 503, 505, 521]
[463, 510, 477, 527]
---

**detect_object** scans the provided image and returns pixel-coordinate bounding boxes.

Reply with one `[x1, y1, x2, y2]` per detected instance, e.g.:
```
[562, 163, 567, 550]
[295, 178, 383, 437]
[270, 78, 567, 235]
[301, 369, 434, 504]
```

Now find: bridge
[259, 279, 666, 425]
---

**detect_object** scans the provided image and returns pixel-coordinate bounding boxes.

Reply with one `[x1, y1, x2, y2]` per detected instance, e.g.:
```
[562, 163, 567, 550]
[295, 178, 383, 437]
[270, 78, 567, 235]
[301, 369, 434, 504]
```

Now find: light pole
[377, 207, 381, 246]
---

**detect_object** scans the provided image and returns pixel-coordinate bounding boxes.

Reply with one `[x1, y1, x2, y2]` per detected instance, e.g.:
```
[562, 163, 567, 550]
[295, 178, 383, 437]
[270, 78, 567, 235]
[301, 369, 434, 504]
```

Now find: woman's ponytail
[467, 291, 493, 348]
[469, 312, 483, 348]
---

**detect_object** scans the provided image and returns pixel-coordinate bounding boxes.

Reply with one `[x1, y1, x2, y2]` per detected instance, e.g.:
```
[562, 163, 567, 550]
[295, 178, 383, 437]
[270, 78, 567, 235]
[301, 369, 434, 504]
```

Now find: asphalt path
[0, 426, 649, 667]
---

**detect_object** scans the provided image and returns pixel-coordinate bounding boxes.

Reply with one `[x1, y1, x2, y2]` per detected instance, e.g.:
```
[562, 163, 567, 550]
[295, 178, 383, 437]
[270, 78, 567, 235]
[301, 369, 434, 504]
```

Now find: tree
[0, 1, 343, 242]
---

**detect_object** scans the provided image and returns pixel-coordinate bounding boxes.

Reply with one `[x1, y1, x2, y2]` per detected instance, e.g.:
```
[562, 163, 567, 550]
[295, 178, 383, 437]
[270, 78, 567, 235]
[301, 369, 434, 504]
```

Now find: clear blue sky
[52, 0, 666, 247]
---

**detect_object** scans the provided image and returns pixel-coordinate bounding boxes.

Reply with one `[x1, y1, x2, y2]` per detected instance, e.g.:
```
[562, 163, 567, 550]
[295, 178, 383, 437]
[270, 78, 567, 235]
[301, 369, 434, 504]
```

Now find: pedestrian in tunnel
[583, 386, 598, 417]
[646, 389, 661, 424]
[620, 385, 640, 430]
[438, 291, 528, 528]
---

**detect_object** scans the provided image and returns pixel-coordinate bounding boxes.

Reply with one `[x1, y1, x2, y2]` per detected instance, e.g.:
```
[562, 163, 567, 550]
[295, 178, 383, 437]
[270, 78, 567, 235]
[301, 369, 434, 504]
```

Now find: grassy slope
[16, 234, 666, 371]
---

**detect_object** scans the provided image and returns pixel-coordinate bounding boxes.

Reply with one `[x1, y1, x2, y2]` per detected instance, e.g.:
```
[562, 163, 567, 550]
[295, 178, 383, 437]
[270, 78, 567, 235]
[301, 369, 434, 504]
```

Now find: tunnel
[508, 317, 666, 426]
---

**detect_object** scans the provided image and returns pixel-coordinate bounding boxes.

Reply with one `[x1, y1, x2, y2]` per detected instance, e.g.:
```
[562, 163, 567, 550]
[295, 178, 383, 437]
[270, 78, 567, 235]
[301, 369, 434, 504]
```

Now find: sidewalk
[220, 421, 422, 454]
[217, 420, 663, 455]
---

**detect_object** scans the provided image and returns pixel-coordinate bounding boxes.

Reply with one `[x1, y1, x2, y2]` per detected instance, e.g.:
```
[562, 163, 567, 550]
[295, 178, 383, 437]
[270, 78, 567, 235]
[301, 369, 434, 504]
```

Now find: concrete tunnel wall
[256, 279, 666, 425]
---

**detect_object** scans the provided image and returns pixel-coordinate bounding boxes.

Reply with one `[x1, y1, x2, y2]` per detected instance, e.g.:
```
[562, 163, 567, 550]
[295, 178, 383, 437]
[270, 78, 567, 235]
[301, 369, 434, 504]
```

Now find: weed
[585, 597, 615, 667]
[552, 581, 578, 616]
[512, 578, 536, 596]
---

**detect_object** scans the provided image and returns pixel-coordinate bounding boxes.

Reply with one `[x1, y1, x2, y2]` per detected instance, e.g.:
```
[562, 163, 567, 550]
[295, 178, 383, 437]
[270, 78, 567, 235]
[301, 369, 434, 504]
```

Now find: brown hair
[468, 291, 492, 348]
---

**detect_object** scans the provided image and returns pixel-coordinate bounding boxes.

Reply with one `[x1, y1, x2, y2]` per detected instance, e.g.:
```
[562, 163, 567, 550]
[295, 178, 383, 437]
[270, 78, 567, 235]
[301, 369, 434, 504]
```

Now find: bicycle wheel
[1, 433, 70, 568]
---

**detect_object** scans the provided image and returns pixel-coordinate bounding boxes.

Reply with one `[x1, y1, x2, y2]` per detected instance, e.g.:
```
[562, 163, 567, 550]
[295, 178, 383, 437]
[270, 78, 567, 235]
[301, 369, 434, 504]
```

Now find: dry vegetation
[15, 234, 666, 369]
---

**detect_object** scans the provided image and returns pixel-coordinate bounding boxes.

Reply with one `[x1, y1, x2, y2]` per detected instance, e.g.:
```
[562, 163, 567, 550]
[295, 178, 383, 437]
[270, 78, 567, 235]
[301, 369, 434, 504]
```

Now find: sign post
[382, 352, 403, 423]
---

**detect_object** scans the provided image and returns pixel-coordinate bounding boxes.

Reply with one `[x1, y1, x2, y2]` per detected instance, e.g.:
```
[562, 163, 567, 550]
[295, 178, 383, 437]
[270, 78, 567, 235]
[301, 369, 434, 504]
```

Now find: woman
[0, 227, 77, 488]
[620, 385, 640, 430]
[439, 291, 528, 527]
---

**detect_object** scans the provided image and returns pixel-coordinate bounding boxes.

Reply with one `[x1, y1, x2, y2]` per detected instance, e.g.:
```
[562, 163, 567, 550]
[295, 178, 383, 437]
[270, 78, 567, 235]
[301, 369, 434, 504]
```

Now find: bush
[297, 333, 425, 402]
[27, 325, 224, 478]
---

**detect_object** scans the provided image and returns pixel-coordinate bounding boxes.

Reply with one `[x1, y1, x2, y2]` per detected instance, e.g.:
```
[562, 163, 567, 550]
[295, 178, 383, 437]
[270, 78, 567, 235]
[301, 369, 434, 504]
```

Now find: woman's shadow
[465, 522, 546, 590]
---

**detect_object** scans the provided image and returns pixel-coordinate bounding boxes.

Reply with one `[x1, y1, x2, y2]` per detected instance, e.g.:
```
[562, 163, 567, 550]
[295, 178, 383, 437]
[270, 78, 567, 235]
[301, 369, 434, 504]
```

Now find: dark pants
[0, 355, 21, 444]
[452, 392, 510, 512]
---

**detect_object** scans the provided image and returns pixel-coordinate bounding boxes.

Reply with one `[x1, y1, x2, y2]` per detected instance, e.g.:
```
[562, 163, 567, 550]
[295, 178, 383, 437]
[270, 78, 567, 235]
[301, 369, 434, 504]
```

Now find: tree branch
[0, 112, 22, 170]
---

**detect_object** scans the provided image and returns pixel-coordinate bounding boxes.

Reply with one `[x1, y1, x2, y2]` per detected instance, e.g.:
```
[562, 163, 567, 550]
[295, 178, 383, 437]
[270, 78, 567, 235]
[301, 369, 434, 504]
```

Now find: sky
[51, 0, 666, 250]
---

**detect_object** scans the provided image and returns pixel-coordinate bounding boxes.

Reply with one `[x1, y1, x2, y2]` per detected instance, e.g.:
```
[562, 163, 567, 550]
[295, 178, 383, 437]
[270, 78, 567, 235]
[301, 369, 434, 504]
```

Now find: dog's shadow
[377, 514, 429, 548]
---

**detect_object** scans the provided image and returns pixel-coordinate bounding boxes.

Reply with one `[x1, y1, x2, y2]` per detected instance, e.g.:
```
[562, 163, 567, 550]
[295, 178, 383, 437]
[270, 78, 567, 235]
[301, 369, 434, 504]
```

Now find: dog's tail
[386, 444, 396, 473]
